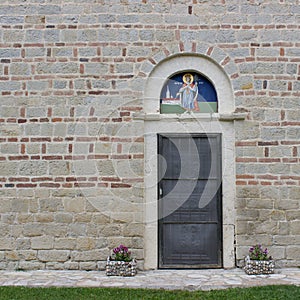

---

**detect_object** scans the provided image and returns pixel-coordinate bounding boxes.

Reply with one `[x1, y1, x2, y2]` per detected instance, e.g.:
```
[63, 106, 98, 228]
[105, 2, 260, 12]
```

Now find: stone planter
[105, 257, 137, 276]
[244, 256, 275, 275]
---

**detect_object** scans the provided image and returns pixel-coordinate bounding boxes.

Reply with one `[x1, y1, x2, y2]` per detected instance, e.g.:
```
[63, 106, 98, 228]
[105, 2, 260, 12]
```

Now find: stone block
[54, 213, 73, 224]
[43, 224, 68, 238]
[0, 82, 22, 92]
[38, 250, 70, 262]
[236, 186, 260, 199]
[36, 63, 78, 74]
[0, 143, 19, 154]
[54, 238, 76, 250]
[47, 143, 68, 154]
[286, 246, 300, 260]
[18, 161, 48, 176]
[235, 121, 259, 140]
[76, 238, 96, 251]
[0, 238, 14, 250]
[0, 49, 21, 58]
[23, 123, 41, 135]
[18, 261, 45, 270]
[72, 250, 106, 261]
[68, 223, 86, 237]
[123, 223, 143, 237]
[79, 262, 97, 270]
[64, 262, 79, 270]
[288, 187, 300, 200]
[25, 47, 46, 57]
[31, 236, 54, 250]
[44, 29, 60, 42]
[35, 214, 54, 223]
[27, 81, 48, 91]
[286, 210, 300, 221]
[11, 199, 29, 213]
[23, 224, 44, 237]
[63, 198, 85, 213]
[39, 198, 63, 213]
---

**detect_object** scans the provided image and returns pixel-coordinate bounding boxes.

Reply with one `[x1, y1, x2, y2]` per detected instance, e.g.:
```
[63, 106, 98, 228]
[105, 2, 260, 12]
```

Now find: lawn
[0, 285, 299, 300]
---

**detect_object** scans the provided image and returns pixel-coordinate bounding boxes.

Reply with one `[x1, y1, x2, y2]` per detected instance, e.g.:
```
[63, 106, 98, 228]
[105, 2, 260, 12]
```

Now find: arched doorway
[141, 53, 236, 269]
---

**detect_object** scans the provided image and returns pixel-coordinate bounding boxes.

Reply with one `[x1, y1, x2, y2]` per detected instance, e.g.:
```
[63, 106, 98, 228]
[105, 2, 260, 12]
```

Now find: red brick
[236, 158, 257, 162]
[8, 155, 29, 160]
[111, 183, 131, 188]
[42, 155, 63, 160]
[236, 174, 255, 179]
[235, 141, 257, 146]
[31, 177, 53, 182]
[16, 183, 37, 188]
[111, 154, 131, 159]
[258, 158, 281, 163]
[40, 183, 60, 188]
[87, 155, 109, 159]
[9, 177, 30, 182]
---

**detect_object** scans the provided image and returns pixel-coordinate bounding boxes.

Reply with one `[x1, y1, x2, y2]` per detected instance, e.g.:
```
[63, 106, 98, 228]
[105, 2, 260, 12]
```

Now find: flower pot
[244, 255, 275, 275]
[105, 257, 137, 276]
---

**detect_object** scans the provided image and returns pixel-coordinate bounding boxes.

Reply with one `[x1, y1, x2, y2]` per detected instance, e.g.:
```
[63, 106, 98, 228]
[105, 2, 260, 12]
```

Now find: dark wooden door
[158, 134, 222, 268]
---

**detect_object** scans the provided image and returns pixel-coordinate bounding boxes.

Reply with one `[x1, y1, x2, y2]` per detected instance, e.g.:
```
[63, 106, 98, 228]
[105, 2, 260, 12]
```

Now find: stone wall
[0, 0, 299, 269]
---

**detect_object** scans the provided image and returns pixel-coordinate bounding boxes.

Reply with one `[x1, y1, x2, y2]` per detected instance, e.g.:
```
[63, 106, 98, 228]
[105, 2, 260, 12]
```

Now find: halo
[183, 73, 194, 84]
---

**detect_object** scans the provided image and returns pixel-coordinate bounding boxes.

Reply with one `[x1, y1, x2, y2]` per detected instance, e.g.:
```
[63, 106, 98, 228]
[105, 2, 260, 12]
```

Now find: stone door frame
[141, 53, 237, 269]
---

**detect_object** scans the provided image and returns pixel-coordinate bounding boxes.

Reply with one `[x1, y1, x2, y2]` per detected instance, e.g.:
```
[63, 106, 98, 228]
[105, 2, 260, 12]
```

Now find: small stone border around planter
[106, 257, 137, 276]
[244, 256, 275, 275]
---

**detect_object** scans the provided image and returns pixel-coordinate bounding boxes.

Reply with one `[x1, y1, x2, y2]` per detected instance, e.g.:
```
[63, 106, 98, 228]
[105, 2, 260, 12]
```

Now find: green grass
[0, 285, 299, 300]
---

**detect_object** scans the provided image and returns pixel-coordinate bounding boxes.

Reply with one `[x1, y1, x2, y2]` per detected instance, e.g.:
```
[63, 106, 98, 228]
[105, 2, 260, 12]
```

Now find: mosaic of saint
[160, 72, 218, 114]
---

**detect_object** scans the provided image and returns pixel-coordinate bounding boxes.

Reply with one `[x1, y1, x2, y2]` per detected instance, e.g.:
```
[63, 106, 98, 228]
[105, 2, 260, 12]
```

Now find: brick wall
[0, 0, 299, 269]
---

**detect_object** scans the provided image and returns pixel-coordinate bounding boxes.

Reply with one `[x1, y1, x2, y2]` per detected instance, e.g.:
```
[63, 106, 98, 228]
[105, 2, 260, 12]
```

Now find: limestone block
[54, 238, 76, 250]
[237, 186, 260, 199]
[84, 63, 109, 75]
[79, 262, 97, 270]
[92, 213, 110, 224]
[235, 121, 259, 140]
[278, 222, 289, 235]
[0, 124, 21, 135]
[286, 210, 300, 221]
[47, 143, 68, 154]
[39, 199, 63, 213]
[43, 224, 68, 238]
[246, 199, 273, 209]
[24, 124, 41, 136]
[31, 236, 54, 250]
[38, 250, 70, 262]
[45, 262, 65, 270]
[18, 261, 45, 270]
[55, 213, 73, 223]
[23, 224, 44, 237]
[123, 223, 143, 237]
[290, 221, 300, 235]
[63, 198, 85, 213]
[288, 187, 300, 200]
[286, 246, 300, 260]
[68, 223, 86, 236]
[16, 239, 31, 251]
[63, 262, 79, 270]
[0, 49, 21, 58]
[49, 161, 70, 176]
[0, 238, 15, 250]
[36, 63, 78, 74]
[72, 250, 106, 261]
[76, 238, 96, 251]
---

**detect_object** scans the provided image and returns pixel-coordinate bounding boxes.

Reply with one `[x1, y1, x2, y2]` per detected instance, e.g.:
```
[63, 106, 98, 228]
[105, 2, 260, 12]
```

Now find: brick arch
[141, 46, 236, 114]
[140, 42, 238, 80]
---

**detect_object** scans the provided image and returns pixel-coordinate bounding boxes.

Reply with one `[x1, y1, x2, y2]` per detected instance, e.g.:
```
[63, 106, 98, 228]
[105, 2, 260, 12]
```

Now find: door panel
[158, 134, 222, 268]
